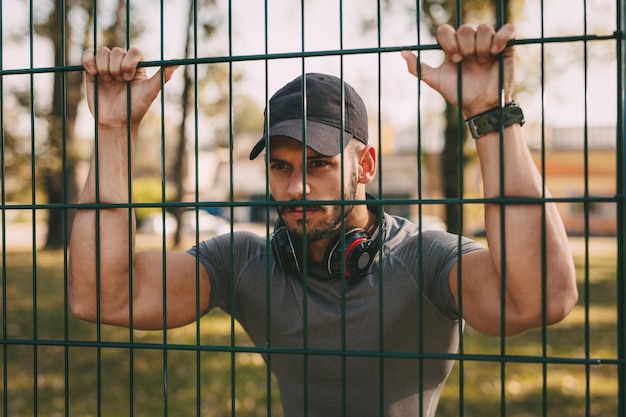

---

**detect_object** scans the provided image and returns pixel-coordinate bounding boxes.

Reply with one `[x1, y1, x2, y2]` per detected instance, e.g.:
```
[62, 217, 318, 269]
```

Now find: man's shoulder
[383, 213, 420, 244]
[383, 213, 479, 260]
[190, 229, 269, 259]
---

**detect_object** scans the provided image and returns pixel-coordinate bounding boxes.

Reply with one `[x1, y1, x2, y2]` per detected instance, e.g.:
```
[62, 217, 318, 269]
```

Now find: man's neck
[307, 204, 377, 263]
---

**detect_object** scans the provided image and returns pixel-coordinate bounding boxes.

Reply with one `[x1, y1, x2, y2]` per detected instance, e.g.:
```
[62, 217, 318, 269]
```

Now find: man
[69, 23, 578, 416]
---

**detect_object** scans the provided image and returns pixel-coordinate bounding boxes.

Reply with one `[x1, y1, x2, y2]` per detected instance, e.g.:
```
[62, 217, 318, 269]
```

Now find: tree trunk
[171, 0, 195, 247]
[44, 0, 81, 250]
[441, 102, 465, 234]
[428, 0, 515, 235]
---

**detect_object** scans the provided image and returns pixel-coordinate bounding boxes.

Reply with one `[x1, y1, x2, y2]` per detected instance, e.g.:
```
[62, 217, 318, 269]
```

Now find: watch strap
[466, 103, 525, 139]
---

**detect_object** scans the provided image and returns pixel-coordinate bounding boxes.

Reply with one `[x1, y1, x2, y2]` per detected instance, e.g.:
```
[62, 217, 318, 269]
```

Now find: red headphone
[271, 212, 385, 284]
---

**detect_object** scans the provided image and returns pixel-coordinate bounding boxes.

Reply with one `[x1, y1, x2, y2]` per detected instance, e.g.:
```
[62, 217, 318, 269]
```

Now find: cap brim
[249, 119, 351, 160]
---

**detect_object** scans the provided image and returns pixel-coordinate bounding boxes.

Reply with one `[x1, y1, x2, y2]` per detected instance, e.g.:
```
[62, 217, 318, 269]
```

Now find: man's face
[267, 136, 359, 242]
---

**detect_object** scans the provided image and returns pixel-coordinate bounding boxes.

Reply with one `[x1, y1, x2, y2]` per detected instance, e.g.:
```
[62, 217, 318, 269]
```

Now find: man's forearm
[476, 124, 576, 325]
[69, 126, 138, 322]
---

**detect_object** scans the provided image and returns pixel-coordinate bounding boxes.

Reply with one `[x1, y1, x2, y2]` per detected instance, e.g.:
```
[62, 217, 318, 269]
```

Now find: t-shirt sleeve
[186, 231, 267, 314]
[417, 230, 483, 321]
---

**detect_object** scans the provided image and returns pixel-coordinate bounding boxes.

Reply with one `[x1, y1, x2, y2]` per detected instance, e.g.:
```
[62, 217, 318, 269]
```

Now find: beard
[276, 170, 359, 242]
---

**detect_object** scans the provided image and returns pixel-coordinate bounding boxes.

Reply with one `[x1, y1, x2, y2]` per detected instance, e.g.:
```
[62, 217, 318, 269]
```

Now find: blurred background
[0, 0, 621, 416]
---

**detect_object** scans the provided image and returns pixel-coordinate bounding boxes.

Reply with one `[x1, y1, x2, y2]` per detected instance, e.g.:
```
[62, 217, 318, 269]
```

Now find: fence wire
[0, 0, 624, 416]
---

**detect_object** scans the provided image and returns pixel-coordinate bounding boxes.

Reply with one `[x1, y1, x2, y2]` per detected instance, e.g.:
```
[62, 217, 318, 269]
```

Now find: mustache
[271, 195, 330, 215]
[274, 200, 323, 214]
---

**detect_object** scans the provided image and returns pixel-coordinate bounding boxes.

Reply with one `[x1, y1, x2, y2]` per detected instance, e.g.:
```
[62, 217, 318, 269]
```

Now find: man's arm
[69, 47, 210, 330]
[402, 23, 578, 336]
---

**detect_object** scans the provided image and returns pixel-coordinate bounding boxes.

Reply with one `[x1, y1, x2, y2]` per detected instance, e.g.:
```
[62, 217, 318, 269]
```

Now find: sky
[2, 0, 620, 149]
[150, 0, 619, 126]
[138, 0, 622, 154]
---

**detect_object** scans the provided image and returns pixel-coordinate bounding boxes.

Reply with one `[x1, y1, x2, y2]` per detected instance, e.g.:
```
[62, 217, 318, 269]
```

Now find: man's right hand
[81, 46, 178, 129]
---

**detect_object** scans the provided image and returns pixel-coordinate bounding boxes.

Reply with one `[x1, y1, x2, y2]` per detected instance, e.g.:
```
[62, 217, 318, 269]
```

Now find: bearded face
[276, 168, 359, 242]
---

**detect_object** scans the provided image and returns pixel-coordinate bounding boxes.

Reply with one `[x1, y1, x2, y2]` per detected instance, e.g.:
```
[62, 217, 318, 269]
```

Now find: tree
[360, 0, 523, 234]
[35, 0, 86, 249]
[169, 0, 263, 246]
[35, 0, 138, 249]
[420, 0, 523, 234]
[171, 0, 213, 245]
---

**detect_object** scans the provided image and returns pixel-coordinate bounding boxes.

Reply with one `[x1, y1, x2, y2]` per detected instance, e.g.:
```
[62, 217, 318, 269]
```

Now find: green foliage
[0, 239, 618, 417]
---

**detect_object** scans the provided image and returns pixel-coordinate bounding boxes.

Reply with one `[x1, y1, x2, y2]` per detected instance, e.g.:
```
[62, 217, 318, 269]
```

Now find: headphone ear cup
[345, 236, 377, 277]
[274, 213, 386, 282]
[326, 229, 374, 280]
[272, 219, 301, 275]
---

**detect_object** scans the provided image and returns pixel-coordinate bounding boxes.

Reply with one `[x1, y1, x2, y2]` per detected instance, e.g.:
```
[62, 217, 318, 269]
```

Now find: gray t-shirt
[189, 213, 482, 417]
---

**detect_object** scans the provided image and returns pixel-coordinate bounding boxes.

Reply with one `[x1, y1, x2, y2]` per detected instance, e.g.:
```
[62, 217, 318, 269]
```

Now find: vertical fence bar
[455, 2, 468, 417]
[532, 8, 550, 417]
[298, 3, 309, 416]
[227, 2, 237, 416]
[89, 0, 103, 414]
[538, 4, 550, 415]
[59, 1, 71, 417]
[262, 2, 275, 417]
[581, 4, 592, 417]
[27, 1, 39, 414]
[617, 1, 626, 415]
[338, 3, 347, 416]
[190, 1, 202, 416]
[125, 1, 135, 413]
[413, 38, 427, 417]
[0, 0, 6, 414]
[157, 0, 169, 414]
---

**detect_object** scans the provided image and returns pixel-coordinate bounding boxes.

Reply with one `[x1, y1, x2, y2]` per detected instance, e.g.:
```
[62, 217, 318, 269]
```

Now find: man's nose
[286, 171, 310, 199]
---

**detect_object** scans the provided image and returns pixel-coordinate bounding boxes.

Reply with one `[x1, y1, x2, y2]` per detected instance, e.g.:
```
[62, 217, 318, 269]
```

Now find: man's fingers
[436, 24, 462, 63]
[81, 49, 97, 75]
[400, 50, 434, 79]
[475, 24, 497, 63]
[108, 47, 127, 81]
[161, 65, 180, 83]
[87, 46, 145, 82]
[455, 24, 477, 59]
[491, 23, 516, 54]
[400, 50, 438, 91]
[437, 23, 512, 62]
[121, 47, 144, 81]
[401, 50, 418, 76]
[94, 47, 114, 81]
[149, 65, 180, 95]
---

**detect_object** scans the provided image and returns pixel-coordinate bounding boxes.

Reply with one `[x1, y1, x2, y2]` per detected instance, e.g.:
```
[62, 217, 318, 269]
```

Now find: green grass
[0, 239, 619, 416]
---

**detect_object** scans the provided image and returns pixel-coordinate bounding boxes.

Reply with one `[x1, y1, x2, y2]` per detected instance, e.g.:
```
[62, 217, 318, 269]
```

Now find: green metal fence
[0, 0, 624, 416]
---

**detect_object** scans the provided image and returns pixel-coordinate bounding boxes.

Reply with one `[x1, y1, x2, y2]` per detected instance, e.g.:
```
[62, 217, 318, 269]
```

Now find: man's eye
[308, 160, 329, 169]
[271, 162, 289, 170]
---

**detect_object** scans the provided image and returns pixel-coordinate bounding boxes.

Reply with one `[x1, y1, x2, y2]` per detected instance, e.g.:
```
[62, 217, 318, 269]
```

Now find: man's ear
[357, 145, 377, 184]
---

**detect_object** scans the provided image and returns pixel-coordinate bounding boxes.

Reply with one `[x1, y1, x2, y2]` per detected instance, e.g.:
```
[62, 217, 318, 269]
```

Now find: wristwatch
[466, 102, 525, 139]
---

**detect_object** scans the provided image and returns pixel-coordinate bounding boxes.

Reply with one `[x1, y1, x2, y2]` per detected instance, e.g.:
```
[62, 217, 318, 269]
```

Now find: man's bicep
[417, 230, 483, 320]
[449, 248, 505, 336]
[129, 250, 211, 330]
